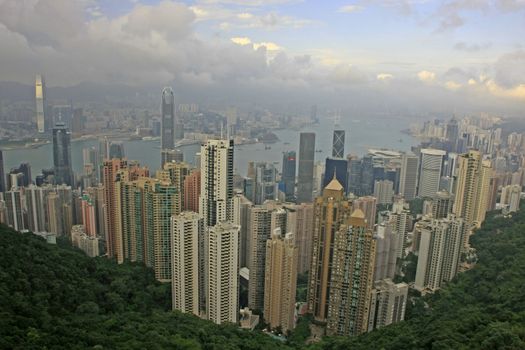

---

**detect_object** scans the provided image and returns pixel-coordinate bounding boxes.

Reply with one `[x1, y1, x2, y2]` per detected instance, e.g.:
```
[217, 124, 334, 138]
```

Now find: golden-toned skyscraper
[307, 177, 352, 323]
[326, 209, 376, 336]
[103, 159, 128, 262]
[264, 229, 298, 333]
[35, 74, 48, 133]
[352, 196, 377, 230]
[453, 150, 492, 249]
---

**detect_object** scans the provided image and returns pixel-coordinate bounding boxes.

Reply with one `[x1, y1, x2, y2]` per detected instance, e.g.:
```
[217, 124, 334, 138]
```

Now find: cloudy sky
[0, 0, 524, 114]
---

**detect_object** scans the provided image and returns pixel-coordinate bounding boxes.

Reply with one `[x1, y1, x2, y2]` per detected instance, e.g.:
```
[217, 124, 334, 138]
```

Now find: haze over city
[1, 1, 525, 349]
[1, 0, 524, 114]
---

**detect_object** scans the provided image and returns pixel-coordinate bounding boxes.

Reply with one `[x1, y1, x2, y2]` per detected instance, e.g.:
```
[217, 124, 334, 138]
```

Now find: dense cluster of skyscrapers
[1, 85, 524, 339]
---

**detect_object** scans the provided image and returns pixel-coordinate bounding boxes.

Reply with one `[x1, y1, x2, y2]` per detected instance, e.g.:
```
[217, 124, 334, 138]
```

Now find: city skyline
[1, 1, 525, 348]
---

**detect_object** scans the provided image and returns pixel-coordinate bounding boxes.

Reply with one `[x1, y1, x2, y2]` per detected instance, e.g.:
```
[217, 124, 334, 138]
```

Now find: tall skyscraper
[206, 221, 240, 324]
[157, 161, 191, 215]
[254, 162, 278, 204]
[281, 151, 296, 202]
[80, 193, 97, 237]
[171, 212, 204, 316]
[199, 139, 234, 227]
[297, 132, 315, 203]
[373, 222, 400, 281]
[290, 202, 314, 273]
[248, 206, 272, 310]
[323, 158, 348, 193]
[415, 215, 465, 292]
[103, 159, 126, 261]
[352, 196, 377, 230]
[52, 123, 74, 186]
[326, 209, 376, 336]
[26, 185, 48, 233]
[432, 190, 453, 219]
[446, 117, 459, 151]
[161, 148, 183, 168]
[5, 189, 25, 231]
[183, 170, 201, 213]
[373, 180, 394, 205]
[264, 229, 298, 333]
[117, 174, 176, 281]
[388, 201, 410, 259]
[399, 153, 419, 200]
[418, 149, 446, 198]
[367, 279, 408, 332]
[332, 129, 345, 158]
[308, 177, 351, 323]
[453, 150, 492, 250]
[161, 87, 175, 151]
[233, 193, 253, 268]
[109, 142, 125, 159]
[7, 163, 32, 188]
[35, 74, 48, 133]
[500, 184, 521, 213]
[0, 150, 5, 193]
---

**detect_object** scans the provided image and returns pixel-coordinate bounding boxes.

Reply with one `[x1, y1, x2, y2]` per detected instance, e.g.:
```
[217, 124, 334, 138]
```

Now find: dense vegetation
[2, 205, 525, 349]
[0, 224, 289, 349]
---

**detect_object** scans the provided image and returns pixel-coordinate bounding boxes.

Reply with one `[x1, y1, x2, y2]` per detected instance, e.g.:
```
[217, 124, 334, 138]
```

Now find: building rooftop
[324, 177, 344, 192]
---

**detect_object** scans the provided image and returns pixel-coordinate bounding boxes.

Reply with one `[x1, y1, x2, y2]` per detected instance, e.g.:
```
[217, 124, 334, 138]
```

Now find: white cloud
[253, 41, 281, 51]
[418, 70, 436, 82]
[445, 80, 461, 90]
[0, 0, 524, 114]
[377, 73, 394, 81]
[231, 36, 252, 45]
[484, 80, 525, 99]
[237, 12, 254, 19]
[338, 5, 364, 13]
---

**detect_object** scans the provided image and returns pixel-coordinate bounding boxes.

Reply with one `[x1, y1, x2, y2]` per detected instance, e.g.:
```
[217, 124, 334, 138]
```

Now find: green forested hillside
[0, 225, 289, 349]
[1, 206, 525, 350]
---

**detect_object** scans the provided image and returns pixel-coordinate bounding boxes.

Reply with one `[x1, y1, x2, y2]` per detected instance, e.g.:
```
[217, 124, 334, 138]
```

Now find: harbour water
[2, 116, 416, 178]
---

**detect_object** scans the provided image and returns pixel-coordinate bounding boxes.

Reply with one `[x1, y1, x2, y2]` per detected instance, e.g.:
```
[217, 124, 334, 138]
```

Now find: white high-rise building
[415, 215, 465, 292]
[199, 139, 234, 227]
[206, 221, 240, 325]
[171, 212, 204, 316]
[418, 149, 446, 198]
